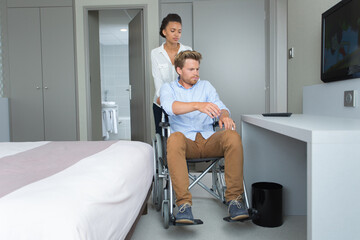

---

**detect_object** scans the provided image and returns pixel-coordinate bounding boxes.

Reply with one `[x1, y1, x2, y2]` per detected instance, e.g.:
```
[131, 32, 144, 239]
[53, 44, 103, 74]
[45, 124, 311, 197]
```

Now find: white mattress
[0, 140, 153, 240]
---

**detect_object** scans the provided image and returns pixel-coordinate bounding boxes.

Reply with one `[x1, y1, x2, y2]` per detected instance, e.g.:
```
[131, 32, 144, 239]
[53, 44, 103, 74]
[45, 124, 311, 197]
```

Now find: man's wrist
[220, 109, 229, 118]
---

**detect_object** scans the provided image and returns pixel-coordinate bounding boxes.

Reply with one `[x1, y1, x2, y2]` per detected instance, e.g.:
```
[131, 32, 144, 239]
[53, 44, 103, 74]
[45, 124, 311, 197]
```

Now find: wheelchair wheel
[152, 137, 158, 205]
[155, 134, 164, 165]
[152, 172, 163, 211]
[216, 170, 226, 203]
[155, 175, 163, 211]
[152, 180, 158, 208]
[152, 136, 161, 210]
[154, 134, 164, 211]
[162, 200, 170, 229]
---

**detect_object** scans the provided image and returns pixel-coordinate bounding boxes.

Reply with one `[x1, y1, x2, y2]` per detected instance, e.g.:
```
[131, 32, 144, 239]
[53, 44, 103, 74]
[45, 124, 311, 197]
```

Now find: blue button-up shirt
[160, 79, 230, 141]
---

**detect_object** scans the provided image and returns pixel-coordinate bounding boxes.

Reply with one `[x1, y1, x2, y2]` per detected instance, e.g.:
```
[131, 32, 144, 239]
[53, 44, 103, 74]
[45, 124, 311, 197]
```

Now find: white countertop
[241, 114, 360, 144]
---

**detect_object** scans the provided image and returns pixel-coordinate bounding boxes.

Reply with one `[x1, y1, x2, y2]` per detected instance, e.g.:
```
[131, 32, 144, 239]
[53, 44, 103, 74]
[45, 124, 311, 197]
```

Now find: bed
[0, 140, 153, 240]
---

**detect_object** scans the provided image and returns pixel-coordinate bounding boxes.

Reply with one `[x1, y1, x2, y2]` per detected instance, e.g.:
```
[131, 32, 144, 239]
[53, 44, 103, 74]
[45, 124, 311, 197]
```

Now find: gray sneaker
[175, 203, 194, 224]
[228, 196, 249, 220]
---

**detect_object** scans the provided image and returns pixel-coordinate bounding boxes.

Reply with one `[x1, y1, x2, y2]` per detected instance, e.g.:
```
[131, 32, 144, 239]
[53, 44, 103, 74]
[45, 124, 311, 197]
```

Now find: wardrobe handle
[44, 87, 48, 89]
[36, 86, 41, 89]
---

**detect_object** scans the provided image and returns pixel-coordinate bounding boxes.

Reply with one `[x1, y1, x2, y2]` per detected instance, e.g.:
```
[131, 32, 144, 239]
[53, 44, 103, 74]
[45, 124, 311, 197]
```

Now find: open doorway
[99, 9, 139, 140]
[86, 8, 147, 142]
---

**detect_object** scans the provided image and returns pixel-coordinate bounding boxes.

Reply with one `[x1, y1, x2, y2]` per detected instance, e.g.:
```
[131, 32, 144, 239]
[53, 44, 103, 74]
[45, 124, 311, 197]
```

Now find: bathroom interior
[99, 9, 140, 140]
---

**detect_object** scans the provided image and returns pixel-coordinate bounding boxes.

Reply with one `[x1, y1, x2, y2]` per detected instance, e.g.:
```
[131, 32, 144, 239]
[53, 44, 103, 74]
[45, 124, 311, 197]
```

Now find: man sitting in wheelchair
[160, 50, 249, 224]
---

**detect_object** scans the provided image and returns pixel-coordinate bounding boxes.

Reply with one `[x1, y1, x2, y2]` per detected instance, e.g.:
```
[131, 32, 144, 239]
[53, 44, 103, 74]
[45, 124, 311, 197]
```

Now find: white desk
[241, 114, 360, 240]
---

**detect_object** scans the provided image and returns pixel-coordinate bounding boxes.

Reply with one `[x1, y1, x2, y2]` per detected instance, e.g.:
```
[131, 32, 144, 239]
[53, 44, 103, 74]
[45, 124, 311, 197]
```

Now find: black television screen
[321, 0, 360, 82]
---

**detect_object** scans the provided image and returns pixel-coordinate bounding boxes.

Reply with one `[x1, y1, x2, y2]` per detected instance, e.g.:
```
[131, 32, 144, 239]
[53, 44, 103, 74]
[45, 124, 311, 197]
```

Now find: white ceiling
[99, 9, 140, 45]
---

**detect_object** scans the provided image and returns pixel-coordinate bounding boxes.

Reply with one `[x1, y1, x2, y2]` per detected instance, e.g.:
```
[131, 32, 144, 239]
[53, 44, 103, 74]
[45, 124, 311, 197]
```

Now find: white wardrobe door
[41, 7, 77, 140]
[8, 8, 45, 141]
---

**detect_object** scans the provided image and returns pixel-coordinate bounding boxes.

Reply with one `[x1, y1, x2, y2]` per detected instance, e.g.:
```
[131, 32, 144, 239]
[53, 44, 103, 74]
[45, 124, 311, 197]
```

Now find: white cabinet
[7, 7, 77, 141]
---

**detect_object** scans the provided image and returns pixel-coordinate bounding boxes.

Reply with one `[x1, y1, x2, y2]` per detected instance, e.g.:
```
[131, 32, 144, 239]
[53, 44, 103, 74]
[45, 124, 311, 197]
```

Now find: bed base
[125, 185, 152, 240]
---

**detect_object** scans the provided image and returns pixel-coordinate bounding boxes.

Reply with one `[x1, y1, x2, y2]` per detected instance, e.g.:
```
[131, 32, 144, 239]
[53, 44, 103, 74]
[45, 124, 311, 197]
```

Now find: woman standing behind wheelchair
[151, 13, 192, 134]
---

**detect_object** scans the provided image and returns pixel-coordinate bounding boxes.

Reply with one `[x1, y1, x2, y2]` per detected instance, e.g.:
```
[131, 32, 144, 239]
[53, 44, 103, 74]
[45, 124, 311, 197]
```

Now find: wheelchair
[152, 112, 253, 229]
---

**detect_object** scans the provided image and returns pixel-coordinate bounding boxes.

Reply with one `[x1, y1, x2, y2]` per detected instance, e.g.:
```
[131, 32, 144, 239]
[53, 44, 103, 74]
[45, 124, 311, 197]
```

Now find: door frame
[83, 4, 151, 143]
[267, 0, 288, 113]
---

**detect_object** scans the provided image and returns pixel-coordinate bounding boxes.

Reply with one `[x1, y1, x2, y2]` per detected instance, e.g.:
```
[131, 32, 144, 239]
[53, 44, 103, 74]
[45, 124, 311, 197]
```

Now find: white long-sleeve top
[151, 42, 192, 105]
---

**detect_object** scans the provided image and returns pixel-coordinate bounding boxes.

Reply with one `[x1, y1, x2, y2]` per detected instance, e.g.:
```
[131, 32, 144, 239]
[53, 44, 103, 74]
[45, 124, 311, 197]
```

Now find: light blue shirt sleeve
[159, 82, 175, 116]
[205, 81, 230, 115]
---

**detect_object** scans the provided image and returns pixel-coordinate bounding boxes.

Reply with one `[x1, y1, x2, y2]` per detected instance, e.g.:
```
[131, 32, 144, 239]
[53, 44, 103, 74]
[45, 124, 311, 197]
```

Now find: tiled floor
[132, 176, 306, 240]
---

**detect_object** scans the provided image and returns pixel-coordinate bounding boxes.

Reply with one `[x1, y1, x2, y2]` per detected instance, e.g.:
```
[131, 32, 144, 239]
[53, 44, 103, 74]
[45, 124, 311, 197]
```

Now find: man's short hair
[174, 50, 202, 70]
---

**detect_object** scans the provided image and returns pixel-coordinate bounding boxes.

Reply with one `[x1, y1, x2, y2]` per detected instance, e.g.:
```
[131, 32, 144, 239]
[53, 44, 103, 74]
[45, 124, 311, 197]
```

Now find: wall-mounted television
[321, 0, 360, 83]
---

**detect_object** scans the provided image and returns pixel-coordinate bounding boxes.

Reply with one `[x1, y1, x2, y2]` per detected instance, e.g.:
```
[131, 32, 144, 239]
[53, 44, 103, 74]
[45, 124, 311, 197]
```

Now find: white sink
[102, 101, 117, 108]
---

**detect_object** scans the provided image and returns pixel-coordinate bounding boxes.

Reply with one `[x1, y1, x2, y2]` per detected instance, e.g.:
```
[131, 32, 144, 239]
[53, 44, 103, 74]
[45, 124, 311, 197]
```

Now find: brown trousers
[167, 129, 244, 206]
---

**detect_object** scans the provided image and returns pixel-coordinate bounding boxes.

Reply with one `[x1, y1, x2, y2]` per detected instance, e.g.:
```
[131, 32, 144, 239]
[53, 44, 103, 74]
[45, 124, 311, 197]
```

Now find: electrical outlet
[344, 90, 356, 107]
[288, 47, 294, 59]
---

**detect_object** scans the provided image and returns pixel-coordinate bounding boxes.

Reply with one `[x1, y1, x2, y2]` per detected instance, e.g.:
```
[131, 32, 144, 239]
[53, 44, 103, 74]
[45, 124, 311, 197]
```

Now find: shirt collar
[159, 42, 167, 55]
[160, 42, 183, 55]
[176, 77, 201, 89]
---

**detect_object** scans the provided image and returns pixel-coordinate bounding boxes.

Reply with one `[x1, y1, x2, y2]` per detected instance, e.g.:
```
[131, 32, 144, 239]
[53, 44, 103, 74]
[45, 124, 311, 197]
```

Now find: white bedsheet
[0, 141, 49, 158]
[0, 141, 153, 240]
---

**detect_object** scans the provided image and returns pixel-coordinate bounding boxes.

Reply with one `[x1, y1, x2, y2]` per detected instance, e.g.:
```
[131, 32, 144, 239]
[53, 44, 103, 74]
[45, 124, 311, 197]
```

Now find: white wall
[193, 0, 267, 129]
[287, 0, 341, 113]
[303, 79, 360, 118]
[74, 0, 158, 140]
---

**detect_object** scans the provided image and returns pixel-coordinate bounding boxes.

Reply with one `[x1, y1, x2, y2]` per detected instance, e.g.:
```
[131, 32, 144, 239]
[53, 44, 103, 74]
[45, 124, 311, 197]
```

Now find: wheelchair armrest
[213, 119, 219, 128]
[159, 122, 170, 128]
[159, 107, 170, 129]
[213, 118, 220, 131]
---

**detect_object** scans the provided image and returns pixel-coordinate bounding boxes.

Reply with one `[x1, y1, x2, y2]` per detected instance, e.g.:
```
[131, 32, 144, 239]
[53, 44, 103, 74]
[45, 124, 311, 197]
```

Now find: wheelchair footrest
[173, 219, 203, 226]
[223, 208, 257, 222]
[223, 216, 252, 222]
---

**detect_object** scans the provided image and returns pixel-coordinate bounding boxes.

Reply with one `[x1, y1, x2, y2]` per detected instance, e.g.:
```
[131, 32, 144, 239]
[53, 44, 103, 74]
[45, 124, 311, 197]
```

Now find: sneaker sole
[230, 214, 249, 221]
[175, 219, 195, 224]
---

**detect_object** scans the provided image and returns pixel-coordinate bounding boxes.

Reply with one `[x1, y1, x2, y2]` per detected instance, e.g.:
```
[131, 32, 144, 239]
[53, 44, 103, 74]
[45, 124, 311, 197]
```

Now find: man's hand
[219, 110, 235, 130]
[195, 102, 221, 118]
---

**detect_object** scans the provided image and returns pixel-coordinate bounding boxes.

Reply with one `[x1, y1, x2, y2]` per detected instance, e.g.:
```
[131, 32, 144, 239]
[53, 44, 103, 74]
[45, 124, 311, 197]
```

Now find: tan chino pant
[166, 129, 244, 206]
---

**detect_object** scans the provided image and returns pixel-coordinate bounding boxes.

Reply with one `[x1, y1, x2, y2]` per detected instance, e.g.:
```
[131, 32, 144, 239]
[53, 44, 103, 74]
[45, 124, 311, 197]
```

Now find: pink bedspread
[0, 141, 116, 198]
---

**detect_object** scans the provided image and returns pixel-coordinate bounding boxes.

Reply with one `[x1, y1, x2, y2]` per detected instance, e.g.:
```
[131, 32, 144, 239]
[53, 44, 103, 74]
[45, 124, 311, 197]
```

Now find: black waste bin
[252, 182, 283, 227]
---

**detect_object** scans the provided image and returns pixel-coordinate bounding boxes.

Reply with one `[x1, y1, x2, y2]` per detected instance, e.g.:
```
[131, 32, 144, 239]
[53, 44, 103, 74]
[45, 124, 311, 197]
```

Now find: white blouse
[151, 42, 192, 104]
